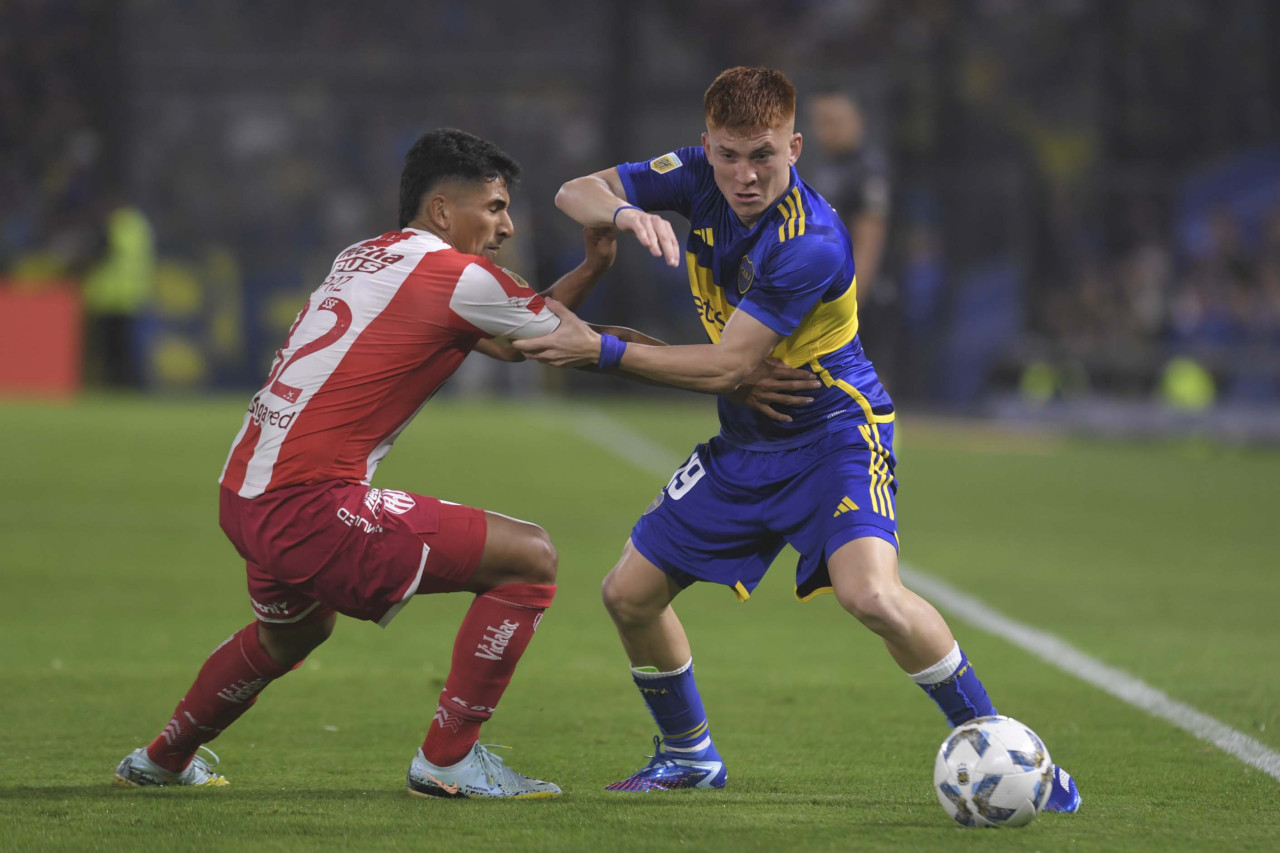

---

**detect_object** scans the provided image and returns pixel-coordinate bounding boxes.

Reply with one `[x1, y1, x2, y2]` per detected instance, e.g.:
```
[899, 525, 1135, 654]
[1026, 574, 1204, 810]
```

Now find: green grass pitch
[2, 395, 1278, 850]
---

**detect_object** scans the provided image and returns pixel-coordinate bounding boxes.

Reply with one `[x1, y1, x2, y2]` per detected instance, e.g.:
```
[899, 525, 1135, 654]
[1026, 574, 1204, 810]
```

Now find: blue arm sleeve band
[612, 204, 643, 227]
[598, 333, 628, 371]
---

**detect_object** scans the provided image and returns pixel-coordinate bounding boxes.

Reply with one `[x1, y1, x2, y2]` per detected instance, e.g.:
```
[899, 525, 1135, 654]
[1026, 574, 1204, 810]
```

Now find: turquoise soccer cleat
[407, 743, 561, 799]
[114, 746, 229, 787]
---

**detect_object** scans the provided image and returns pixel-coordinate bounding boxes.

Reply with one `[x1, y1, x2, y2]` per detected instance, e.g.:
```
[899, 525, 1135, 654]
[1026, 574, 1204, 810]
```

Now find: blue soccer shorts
[630, 423, 898, 602]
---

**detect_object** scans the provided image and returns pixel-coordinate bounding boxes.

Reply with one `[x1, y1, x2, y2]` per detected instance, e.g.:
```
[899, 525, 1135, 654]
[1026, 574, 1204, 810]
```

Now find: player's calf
[421, 581, 557, 768]
[136, 621, 295, 775]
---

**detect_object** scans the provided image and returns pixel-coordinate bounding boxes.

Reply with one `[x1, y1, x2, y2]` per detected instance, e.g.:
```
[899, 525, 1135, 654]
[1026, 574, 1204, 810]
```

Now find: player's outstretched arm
[472, 227, 619, 363]
[589, 324, 666, 347]
[556, 168, 680, 267]
[513, 303, 818, 417]
[472, 338, 526, 362]
[538, 226, 617, 311]
[513, 300, 785, 395]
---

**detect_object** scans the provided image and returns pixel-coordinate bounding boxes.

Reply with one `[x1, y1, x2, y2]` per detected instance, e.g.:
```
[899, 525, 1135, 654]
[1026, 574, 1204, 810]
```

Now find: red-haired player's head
[701, 67, 802, 226]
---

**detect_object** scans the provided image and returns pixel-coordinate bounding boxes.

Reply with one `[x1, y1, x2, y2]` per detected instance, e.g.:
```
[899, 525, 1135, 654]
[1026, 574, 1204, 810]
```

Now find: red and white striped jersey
[220, 228, 557, 498]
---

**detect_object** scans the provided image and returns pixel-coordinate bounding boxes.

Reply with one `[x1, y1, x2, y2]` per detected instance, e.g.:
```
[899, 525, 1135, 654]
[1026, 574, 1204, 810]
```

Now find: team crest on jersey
[738, 257, 755, 295]
[381, 490, 416, 514]
[643, 490, 665, 515]
[501, 267, 531, 289]
[364, 488, 416, 515]
[650, 152, 683, 174]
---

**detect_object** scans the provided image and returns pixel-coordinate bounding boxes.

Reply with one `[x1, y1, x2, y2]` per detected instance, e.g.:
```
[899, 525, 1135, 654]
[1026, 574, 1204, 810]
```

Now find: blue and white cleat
[407, 743, 560, 799]
[605, 735, 727, 792]
[1043, 764, 1081, 813]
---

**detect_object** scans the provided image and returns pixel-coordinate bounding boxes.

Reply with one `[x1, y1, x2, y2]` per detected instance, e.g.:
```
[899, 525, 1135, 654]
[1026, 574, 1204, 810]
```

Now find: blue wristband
[598, 333, 628, 371]
[612, 204, 642, 227]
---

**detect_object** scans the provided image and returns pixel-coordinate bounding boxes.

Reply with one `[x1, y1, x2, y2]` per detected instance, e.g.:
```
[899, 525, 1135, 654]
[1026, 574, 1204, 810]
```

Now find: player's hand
[614, 207, 680, 268]
[728, 358, 823, 423]
[511, 299, 600, 367]
[582, 225, 618, 270]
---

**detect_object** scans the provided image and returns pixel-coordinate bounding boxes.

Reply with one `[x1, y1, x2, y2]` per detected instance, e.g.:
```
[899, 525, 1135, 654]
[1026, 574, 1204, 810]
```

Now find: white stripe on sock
[631, 657, 693, 680]
[664, 735, 712, 754]
[910, 641, 962, 685]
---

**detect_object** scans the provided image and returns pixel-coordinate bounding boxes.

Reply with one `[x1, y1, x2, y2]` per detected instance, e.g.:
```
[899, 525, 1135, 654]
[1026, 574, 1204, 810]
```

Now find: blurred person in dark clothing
[807, 88, 898, 385]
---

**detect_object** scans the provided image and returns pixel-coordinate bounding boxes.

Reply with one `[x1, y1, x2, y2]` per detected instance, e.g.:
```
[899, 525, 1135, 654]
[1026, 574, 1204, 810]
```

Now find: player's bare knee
[601, 573, 648, 627]
[601, 571, 623, 618]
[513, 524, 557, 585]
[837, 584, 906, 636]
[531, 526, 558, 584]
[258, 615, 334, 668]
[313, 612, 338, 642]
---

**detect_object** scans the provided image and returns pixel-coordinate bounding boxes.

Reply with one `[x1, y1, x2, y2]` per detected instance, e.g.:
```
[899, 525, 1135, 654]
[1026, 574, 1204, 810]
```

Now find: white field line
[565, 407, 1280, 783]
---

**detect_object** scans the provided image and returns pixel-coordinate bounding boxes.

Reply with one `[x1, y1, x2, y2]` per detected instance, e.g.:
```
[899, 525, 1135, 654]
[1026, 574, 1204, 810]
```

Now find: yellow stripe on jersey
[775, 197, 791, 242]
[733, 581, 751, 602]
[808, 355, 895, 423]
[693, 227, 714, 247]
[771, 276, 861, 366]
[685, 251, 732, 343]
[776, 187, 807, 242]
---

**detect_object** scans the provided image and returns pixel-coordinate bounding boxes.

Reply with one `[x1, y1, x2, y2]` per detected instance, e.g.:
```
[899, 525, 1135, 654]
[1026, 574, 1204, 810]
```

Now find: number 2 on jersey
[266, 297, 352, 403]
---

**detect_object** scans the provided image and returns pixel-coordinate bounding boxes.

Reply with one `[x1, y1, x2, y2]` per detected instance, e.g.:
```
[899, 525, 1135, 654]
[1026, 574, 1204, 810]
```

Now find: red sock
[422, 583, 556, 767]
[146, 622, 290, 773]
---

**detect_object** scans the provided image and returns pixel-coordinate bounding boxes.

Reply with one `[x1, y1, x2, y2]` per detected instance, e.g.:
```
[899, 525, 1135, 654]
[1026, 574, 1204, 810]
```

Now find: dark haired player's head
[398, 129, 521, 261]
[700, 67, 802, 226]
[807, 86, 865, 156]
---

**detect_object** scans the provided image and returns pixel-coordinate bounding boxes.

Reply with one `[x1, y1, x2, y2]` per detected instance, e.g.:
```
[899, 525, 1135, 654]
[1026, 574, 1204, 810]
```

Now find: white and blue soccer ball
[933, 715, 1053, 828]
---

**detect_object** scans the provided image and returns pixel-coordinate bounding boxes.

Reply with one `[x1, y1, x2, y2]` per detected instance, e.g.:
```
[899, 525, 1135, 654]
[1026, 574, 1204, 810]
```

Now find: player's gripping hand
[728, 358, 823, 423]
[511, 299, 600, 367]
[583, 225, 618, 270]
[614, 206, 680, 268]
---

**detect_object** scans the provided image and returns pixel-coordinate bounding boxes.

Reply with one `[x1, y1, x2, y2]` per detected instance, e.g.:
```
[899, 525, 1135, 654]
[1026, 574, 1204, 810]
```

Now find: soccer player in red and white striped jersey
[115, 129, 627, 799]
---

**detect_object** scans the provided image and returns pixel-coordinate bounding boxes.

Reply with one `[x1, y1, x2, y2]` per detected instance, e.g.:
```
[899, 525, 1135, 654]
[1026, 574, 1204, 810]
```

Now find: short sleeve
[448, 261, 560, 340]
[736, 238, 851, 338]
[615, 146, 706, 219]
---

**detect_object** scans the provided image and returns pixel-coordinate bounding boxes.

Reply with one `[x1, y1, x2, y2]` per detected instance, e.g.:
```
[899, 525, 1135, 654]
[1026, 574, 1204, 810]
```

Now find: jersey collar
[402, 227, 450, 250]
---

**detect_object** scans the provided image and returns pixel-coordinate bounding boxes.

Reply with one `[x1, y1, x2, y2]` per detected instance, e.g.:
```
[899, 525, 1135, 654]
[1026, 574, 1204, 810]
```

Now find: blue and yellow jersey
[617, 145, 894, 450]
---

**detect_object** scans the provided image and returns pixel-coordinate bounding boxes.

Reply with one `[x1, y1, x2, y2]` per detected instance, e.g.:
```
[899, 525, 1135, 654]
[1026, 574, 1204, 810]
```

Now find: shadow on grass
[0, 785, 410, 803]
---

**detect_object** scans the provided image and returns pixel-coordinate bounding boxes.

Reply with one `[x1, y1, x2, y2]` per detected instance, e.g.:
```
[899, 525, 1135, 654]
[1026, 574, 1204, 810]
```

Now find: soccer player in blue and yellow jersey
[516, 67, 1079, 810]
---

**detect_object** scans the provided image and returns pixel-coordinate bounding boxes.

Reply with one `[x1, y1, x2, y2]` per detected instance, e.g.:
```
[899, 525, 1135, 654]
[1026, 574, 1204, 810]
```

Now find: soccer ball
[933, 715, 1053, 828]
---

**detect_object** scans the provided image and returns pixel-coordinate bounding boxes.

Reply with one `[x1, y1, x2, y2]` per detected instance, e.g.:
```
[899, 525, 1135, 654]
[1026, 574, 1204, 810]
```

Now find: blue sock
[911, 643, 997, 727]
[632, 658, 720, 759]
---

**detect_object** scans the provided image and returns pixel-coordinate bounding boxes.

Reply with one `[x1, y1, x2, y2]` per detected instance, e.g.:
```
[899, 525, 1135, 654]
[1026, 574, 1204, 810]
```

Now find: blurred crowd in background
[4, 0, 1280, 425]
